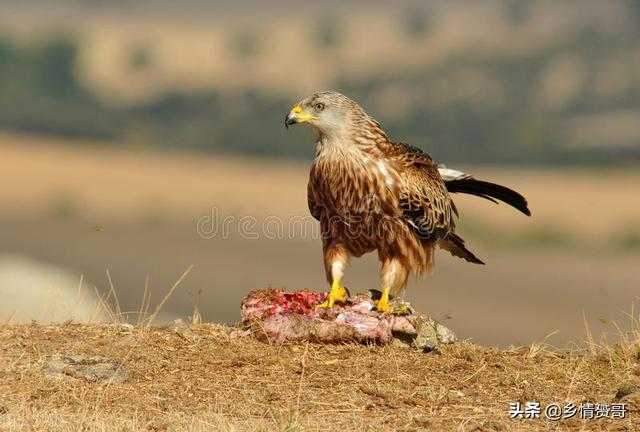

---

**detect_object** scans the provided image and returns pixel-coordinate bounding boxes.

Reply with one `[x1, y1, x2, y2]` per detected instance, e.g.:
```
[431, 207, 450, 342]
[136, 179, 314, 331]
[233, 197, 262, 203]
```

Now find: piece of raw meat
[239, 288, 456, 351]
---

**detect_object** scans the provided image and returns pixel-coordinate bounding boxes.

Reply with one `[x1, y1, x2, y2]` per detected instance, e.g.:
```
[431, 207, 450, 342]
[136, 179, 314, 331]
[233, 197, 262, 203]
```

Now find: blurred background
[0, 0, 639, 346]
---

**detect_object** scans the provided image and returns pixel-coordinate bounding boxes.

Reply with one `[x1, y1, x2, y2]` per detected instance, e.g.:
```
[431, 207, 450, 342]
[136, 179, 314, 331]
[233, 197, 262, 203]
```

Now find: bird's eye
[314, 103, 325, 111]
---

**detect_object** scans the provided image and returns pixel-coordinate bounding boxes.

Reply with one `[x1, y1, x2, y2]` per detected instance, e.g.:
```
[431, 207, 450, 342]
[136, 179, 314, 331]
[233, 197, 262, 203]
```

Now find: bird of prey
[285, 91, 530, 313]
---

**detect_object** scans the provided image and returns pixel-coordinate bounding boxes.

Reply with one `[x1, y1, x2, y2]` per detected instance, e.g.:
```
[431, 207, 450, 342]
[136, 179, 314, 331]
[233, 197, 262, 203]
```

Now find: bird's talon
[373, 286, 393, 313]
[372, 300, 411, 315]
[371, 287, 410, 315]
[317, 280, 348, 309]
[391, 304, 412, 316]
[373, 300, 392, 314]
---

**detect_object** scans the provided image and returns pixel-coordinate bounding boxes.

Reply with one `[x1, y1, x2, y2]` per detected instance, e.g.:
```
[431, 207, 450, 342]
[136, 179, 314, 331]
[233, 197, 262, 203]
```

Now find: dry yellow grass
[0, 321, 638, 432]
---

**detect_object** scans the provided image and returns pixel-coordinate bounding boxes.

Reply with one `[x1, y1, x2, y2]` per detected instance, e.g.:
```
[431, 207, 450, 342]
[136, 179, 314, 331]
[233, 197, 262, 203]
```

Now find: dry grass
[0, 257, 639, 431]
[0, 320, 638, 432]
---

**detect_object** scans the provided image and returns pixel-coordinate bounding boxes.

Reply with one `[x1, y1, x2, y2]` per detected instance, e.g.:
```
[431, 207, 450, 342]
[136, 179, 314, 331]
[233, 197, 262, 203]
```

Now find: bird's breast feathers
[309, 146, 401, 219]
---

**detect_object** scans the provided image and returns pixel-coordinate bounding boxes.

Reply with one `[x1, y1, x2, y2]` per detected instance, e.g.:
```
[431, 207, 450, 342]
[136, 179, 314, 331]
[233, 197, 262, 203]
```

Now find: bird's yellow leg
[317, 278, 348, 308]
[374, 286, 392, 313]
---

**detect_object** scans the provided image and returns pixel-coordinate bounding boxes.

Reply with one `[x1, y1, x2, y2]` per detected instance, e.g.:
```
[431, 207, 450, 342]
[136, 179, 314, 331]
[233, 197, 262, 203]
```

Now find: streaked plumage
[285, 91, 530, 312]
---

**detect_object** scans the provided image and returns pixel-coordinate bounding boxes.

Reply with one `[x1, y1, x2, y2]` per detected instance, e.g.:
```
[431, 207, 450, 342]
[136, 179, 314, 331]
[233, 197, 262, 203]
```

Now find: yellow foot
[372, 288, 412, 315]
[373, 287, 392, 313]
[374, 300, 392, 313]
[317, 279, 349, 309]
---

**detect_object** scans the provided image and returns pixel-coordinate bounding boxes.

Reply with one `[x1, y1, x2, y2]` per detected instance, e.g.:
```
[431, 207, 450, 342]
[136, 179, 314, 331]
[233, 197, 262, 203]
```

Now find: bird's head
[285, 91, 363, 140]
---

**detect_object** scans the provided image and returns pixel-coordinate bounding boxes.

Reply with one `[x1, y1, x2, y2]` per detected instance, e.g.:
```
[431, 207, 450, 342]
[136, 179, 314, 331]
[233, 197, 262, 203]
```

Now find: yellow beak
[285, 104, 318, 129]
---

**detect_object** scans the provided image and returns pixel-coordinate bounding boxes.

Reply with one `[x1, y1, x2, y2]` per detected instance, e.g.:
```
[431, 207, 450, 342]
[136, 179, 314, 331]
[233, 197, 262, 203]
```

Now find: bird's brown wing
[386, 142, 484, 264]
[307, 180, 321, 221]
[387, 142, 454, 240]
[399, 165, 453, 240]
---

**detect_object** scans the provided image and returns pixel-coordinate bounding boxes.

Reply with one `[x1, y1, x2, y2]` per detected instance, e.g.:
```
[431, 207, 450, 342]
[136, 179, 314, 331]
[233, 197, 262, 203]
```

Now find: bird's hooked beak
[285, 104, 318, 129]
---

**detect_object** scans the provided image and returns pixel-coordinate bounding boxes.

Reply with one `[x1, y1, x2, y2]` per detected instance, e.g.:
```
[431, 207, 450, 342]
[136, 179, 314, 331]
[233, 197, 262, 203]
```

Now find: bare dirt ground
[0, 323, 639, 431]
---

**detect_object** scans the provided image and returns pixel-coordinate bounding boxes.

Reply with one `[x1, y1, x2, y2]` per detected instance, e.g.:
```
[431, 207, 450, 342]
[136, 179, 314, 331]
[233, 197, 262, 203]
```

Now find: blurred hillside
[0, 0, 639, 163]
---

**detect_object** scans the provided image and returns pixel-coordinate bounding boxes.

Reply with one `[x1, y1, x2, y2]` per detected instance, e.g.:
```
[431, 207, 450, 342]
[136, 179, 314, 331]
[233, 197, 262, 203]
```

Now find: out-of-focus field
[3, 131, 640, 238]
[1, 132, 639, 346]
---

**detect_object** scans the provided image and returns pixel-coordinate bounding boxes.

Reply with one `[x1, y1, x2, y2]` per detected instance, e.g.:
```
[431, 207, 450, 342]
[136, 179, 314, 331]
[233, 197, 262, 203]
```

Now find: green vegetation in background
[125, 91, 298, 156]
[615, 230, 640, 253]
[0, 37, 121, 139]
[0, 23, 639, 165]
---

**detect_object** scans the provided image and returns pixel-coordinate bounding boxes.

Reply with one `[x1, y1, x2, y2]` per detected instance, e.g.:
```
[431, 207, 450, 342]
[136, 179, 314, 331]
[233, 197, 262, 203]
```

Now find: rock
[170, 318, 195, 339]
[241, 288, 456, 351]
[614, 384, 638, 401]
[392, 315, 457, 352]
[229, 328, 251, 339]
[43, 355, 129, 384]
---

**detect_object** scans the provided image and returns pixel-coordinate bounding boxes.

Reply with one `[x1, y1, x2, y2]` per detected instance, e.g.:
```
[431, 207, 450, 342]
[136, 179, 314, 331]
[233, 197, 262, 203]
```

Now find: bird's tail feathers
[439, 233, 485, 265]
[444, 178, 531, 216]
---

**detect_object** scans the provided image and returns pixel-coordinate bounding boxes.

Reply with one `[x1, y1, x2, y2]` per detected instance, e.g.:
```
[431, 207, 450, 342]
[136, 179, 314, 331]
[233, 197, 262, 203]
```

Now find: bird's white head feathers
[285, 91, 370, 143]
